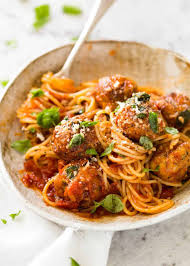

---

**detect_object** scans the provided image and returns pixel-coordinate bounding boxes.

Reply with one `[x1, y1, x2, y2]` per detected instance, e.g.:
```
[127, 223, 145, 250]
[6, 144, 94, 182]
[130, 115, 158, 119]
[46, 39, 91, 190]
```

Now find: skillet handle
[29, 227, 114, 266]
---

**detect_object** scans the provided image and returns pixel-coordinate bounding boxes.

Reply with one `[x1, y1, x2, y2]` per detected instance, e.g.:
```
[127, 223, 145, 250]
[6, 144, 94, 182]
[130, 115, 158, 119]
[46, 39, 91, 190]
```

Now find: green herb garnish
[143, 165, 160, 173]
[137, 113, 147, 119]
[100, 142, 115, 157]
[11, 139, 31, 153]
[1, 219, 7, 224]
[33, 4, 50, 30]
[86, 148, 98, 156]
[149, 112, 158, 133]
[164, 127, 179, 135]
[113, 105, 120, 114]
[62, 5, 82, 15]
[0, 80, 9, 87]
[91, 194, 124, 214]
[29, 127, 36, 134]
[31, 88, 44, 98]
[136, 92, 150, 102]
[176, 110, 190, 127]
[139, 136, 153, 150]
[70, 257, 80, 266]
[69, 134, 84, 148]
[80, 121, 98, 127]
[37, 107, 60, 129]
[66, 165, 79, 179]
[9, 210, 21, 220]
[5, 40, 17, 48]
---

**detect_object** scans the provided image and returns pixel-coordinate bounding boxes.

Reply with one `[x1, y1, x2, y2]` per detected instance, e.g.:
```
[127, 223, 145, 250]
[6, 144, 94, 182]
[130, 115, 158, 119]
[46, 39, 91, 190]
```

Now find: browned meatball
[150, 141, 190, 183]
[115, 92, 166, 141]
[54, 159, 106, 209]
[51, 115, 102, 161]
[95, 75, 137, 110]
[156, 93, 190, 128]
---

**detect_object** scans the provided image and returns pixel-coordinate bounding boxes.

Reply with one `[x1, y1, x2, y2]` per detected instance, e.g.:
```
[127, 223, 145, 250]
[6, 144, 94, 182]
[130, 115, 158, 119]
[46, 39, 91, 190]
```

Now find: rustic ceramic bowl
[1, 41, 190, 231]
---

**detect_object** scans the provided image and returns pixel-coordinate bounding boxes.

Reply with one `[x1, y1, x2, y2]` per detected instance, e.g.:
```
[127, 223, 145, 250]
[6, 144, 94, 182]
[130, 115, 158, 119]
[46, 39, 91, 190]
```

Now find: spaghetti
[15, 72, 190, 217]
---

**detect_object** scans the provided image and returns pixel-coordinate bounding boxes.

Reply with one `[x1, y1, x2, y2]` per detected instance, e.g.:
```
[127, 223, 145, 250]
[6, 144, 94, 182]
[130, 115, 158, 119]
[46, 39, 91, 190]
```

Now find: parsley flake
[143, 165, 160, 173]
[66, 165, 79, 179]
[100, 142, 115, 157]
[86, 148, 98, 156]
[33, 4, 50, 30]
[69, 134, 84, 148]
[137, 113, 147, 119]
[29, 127, 36, 134]
[164, 127, 179, 135]
[9, 210, 21, 220]
[62, 5, 82, 15]
[139, 136, 153, 150]
[149, 112, 158, 133]
[37, 107, 60, 129]
[31, 88, 44, 98]
[11, 139, 31, 153]
[80, 121, 98, 127]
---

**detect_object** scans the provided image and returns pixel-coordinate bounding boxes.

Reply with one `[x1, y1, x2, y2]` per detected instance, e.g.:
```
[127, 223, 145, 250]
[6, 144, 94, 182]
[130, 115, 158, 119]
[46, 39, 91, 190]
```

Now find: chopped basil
[9, 210, 21, 220]
[91, 194, 124, 214]
[64, 116, 69, 121]
[139, 136, 153, 150]
[70, 257, 80, 266]
[69, 134, 84, 148]
[37, 108, 60, 129]
[176, 110, 190, 127]
[62, 5, 82, 15]
[33, 4, 50, 30]
[86, 148, 98, 156]
[80, 121, 98, 127]
[1, 219, 7, 224]
[100, 142, 115, 157]
[66, 165, 79, 179]
[164, 127, 179, 135]
[5, 40, 17, 48]
[149, 112, 158, 133]
[11, 139, 31, 153]
[29, 127, 36, 134]
[137, 113, 147, 119]
[0, 80, 9, 87]
[143, 165, 160, 173]
[136, 92, 150, 102]
[138, 106, 145, 112]
[31, 88, 44, 98]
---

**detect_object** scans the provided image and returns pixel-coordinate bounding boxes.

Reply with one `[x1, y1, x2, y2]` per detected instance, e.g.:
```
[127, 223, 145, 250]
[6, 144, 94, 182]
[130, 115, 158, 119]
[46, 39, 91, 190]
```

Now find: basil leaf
[164, 127, 179, 135]
[69, 134, 84, 148]
[80, 121, 98, 127]
[149, 112, 158, 133]
[143, 165, 160, 173]
[5, 40, 17, 48]
[100, 142, 115, 157]
[64, 116, 69, 121]
[137, 113, 147, 119]
[70, 257, 80, 266]
[176, 110, 190, 127]
[29, 127, 36, 134]
[37, 107, 60, 129]
[92, 194, 124, 214]
[1, 219, 7, 224]
[31, 88, 44, 98]
[86, 148, 98, 156]
[33, 4, 50, 30]
[139, 136, 153, 150]
[9, 210, 21, 220]
[11, 139, 32, 154]
[136, 92, 150, 102]
[62, 5, 82, 15]
[66, 165, 79, 179]
[0, 80, 9, 87]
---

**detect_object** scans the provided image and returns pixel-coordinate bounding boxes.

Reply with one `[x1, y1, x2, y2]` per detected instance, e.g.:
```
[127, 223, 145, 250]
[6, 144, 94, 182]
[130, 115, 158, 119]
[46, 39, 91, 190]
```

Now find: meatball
[156, 93, 190, 127]
[150, 141, 190, 183]
[54, 159, 106, 209]
[51, 115, 102, 161]
[95, 75, 137, 110]
[115, 92, 166, 141]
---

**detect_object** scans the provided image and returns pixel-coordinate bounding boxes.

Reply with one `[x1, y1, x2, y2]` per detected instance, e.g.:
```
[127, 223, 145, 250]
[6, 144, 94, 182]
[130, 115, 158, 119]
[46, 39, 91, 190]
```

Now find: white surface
[1, 0, 190, 265]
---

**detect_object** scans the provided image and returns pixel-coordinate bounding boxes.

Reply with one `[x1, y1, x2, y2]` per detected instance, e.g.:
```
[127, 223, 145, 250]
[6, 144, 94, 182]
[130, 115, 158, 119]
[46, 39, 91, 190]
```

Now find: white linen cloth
[0, 177, 113, 266]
